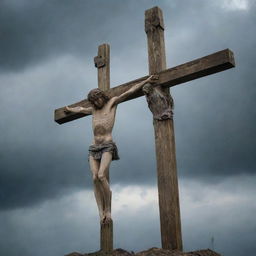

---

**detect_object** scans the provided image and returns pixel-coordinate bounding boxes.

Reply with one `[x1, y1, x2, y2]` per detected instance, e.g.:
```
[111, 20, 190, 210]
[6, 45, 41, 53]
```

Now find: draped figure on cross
[55, 6, 235, 253]
[65, 75, 157, 224]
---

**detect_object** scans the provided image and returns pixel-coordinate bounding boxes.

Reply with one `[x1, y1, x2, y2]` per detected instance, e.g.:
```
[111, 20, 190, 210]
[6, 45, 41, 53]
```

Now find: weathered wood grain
[96, 44, 110, 91]
[100, 220, 113, 252]
[55, 48, 235, 124]
[145, 6, 182, 250]
[145, 6, 166, 74]
[153, 119, 182, 250]
[95, 44, 113, 252]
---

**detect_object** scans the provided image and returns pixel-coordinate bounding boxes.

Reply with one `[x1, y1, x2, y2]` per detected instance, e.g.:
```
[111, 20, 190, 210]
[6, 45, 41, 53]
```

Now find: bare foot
[104, 214, 112, 224]
[101, 212, 112, 224]
[105, 211, 112, 224]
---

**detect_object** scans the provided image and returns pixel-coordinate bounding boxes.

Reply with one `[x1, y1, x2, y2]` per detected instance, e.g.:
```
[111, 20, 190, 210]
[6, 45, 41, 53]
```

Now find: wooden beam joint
[55, 49, 235, 125]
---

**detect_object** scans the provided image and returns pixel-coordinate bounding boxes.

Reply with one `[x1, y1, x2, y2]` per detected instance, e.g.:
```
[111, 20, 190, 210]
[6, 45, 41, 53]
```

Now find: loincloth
[88, 142, 120, 161]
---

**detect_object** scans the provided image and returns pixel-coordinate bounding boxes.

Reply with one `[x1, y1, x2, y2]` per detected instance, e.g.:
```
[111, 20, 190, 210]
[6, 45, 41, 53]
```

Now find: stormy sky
[0, 0, 255, 255]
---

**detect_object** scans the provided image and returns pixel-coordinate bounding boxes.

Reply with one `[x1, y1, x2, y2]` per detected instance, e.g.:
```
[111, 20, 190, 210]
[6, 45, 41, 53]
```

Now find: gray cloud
[0, 0, 255, 208]
[0, 0, 155, 72]
[0, 1, 255, 255]
[180, 175, 256, 255]
[0, 176, 255, 256]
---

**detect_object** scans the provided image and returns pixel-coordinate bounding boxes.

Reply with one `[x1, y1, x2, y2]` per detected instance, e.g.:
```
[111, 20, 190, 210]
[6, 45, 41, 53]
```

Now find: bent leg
[89, 155, 104, 221]
[98, 151, 113, 223]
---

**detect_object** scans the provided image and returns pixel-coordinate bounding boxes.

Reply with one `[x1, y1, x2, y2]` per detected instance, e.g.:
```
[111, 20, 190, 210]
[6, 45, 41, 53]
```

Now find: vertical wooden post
[145, 7, 183, 251]
[95, 43, 111, 182]
[95, 44, 110, 91]
[94, 43, 113, 252]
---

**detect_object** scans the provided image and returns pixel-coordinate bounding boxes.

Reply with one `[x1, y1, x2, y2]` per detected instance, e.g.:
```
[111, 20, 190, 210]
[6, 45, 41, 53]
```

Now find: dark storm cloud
[174, 69, 256, 180]
[2, 2, 256, 256]
[0, 177, 255, 256]
[114, 1, 256, 182]
[179, 176, 256, 256]
[0, 0, 221, 72]
[0, 0, 160, 72]
[0, 0, 256, 211]
[0, 55, 96, 210]
[157, 1, 256, 180]
[0, 0, 130, 71]
[0, 145, 89, 209]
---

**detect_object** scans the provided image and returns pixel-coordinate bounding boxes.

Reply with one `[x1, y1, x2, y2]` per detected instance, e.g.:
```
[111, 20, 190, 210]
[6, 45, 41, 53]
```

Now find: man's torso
[92, 99, 117, 145]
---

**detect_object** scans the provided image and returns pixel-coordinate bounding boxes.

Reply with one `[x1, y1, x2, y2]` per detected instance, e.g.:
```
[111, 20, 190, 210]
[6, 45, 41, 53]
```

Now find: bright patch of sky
[221, 0, 249, 11]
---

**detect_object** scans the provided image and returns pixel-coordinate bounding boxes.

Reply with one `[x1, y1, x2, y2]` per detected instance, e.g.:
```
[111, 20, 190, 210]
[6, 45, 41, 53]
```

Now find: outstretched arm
[112, 75, 158, 105]
[65, 106, 93, 115]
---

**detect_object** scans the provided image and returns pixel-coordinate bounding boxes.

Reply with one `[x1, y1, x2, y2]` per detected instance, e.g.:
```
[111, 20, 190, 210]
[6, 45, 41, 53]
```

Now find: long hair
[87, 88, 109, 106]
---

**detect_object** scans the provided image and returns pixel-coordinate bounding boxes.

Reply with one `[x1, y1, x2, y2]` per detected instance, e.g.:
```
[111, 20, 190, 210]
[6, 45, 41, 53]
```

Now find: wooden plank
[100, 220, 113, 252]
[145, 6, 166, 74]
[145, 6, 182, 251]
[159, 48, 235, 88]
[96, 44, 110, 91]
[153, 119, 182, 250]
[95, 44, 113, 252]
[55, 48, 235, 124]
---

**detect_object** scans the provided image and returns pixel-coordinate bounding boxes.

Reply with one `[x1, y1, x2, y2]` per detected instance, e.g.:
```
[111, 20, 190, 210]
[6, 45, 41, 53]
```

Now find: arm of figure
[112, 75, 158, 105]
[65, 106, 93, 115]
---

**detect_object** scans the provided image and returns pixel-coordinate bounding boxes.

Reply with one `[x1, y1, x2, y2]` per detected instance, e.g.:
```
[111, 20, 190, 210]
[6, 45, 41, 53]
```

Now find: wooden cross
[54, 6, 235, 252]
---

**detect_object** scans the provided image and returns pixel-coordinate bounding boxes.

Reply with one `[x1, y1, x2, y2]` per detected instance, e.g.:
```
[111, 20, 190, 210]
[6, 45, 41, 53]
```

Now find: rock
[65, 252, 84, 256]
[136, 248, 221, 256]
[65, 248, 221, 256]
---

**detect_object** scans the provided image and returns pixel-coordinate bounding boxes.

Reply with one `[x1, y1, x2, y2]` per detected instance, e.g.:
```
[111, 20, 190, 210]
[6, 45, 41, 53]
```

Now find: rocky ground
[65, 247, 221, 256]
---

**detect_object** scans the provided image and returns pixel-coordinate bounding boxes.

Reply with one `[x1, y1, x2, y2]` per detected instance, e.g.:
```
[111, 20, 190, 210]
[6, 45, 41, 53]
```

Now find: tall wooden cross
[54, 6, 235, 252]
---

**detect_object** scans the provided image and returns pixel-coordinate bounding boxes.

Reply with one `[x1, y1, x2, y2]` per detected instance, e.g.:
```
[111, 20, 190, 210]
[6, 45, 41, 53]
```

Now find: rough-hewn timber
[95, 44, 113, 252]
[100, 220, 113, 253]
[55, 48, 235, 124]
[145, 6, 182, 251]
[95, 44, 110, 91]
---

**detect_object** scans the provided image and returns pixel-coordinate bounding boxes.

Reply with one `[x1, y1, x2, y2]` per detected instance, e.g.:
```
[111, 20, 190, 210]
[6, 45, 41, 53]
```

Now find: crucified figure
[65, 75, 157, 224]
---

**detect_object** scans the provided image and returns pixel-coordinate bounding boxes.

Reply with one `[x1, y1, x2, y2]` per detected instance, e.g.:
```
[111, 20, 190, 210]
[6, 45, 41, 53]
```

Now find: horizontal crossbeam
[55, 48, 235, 124]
